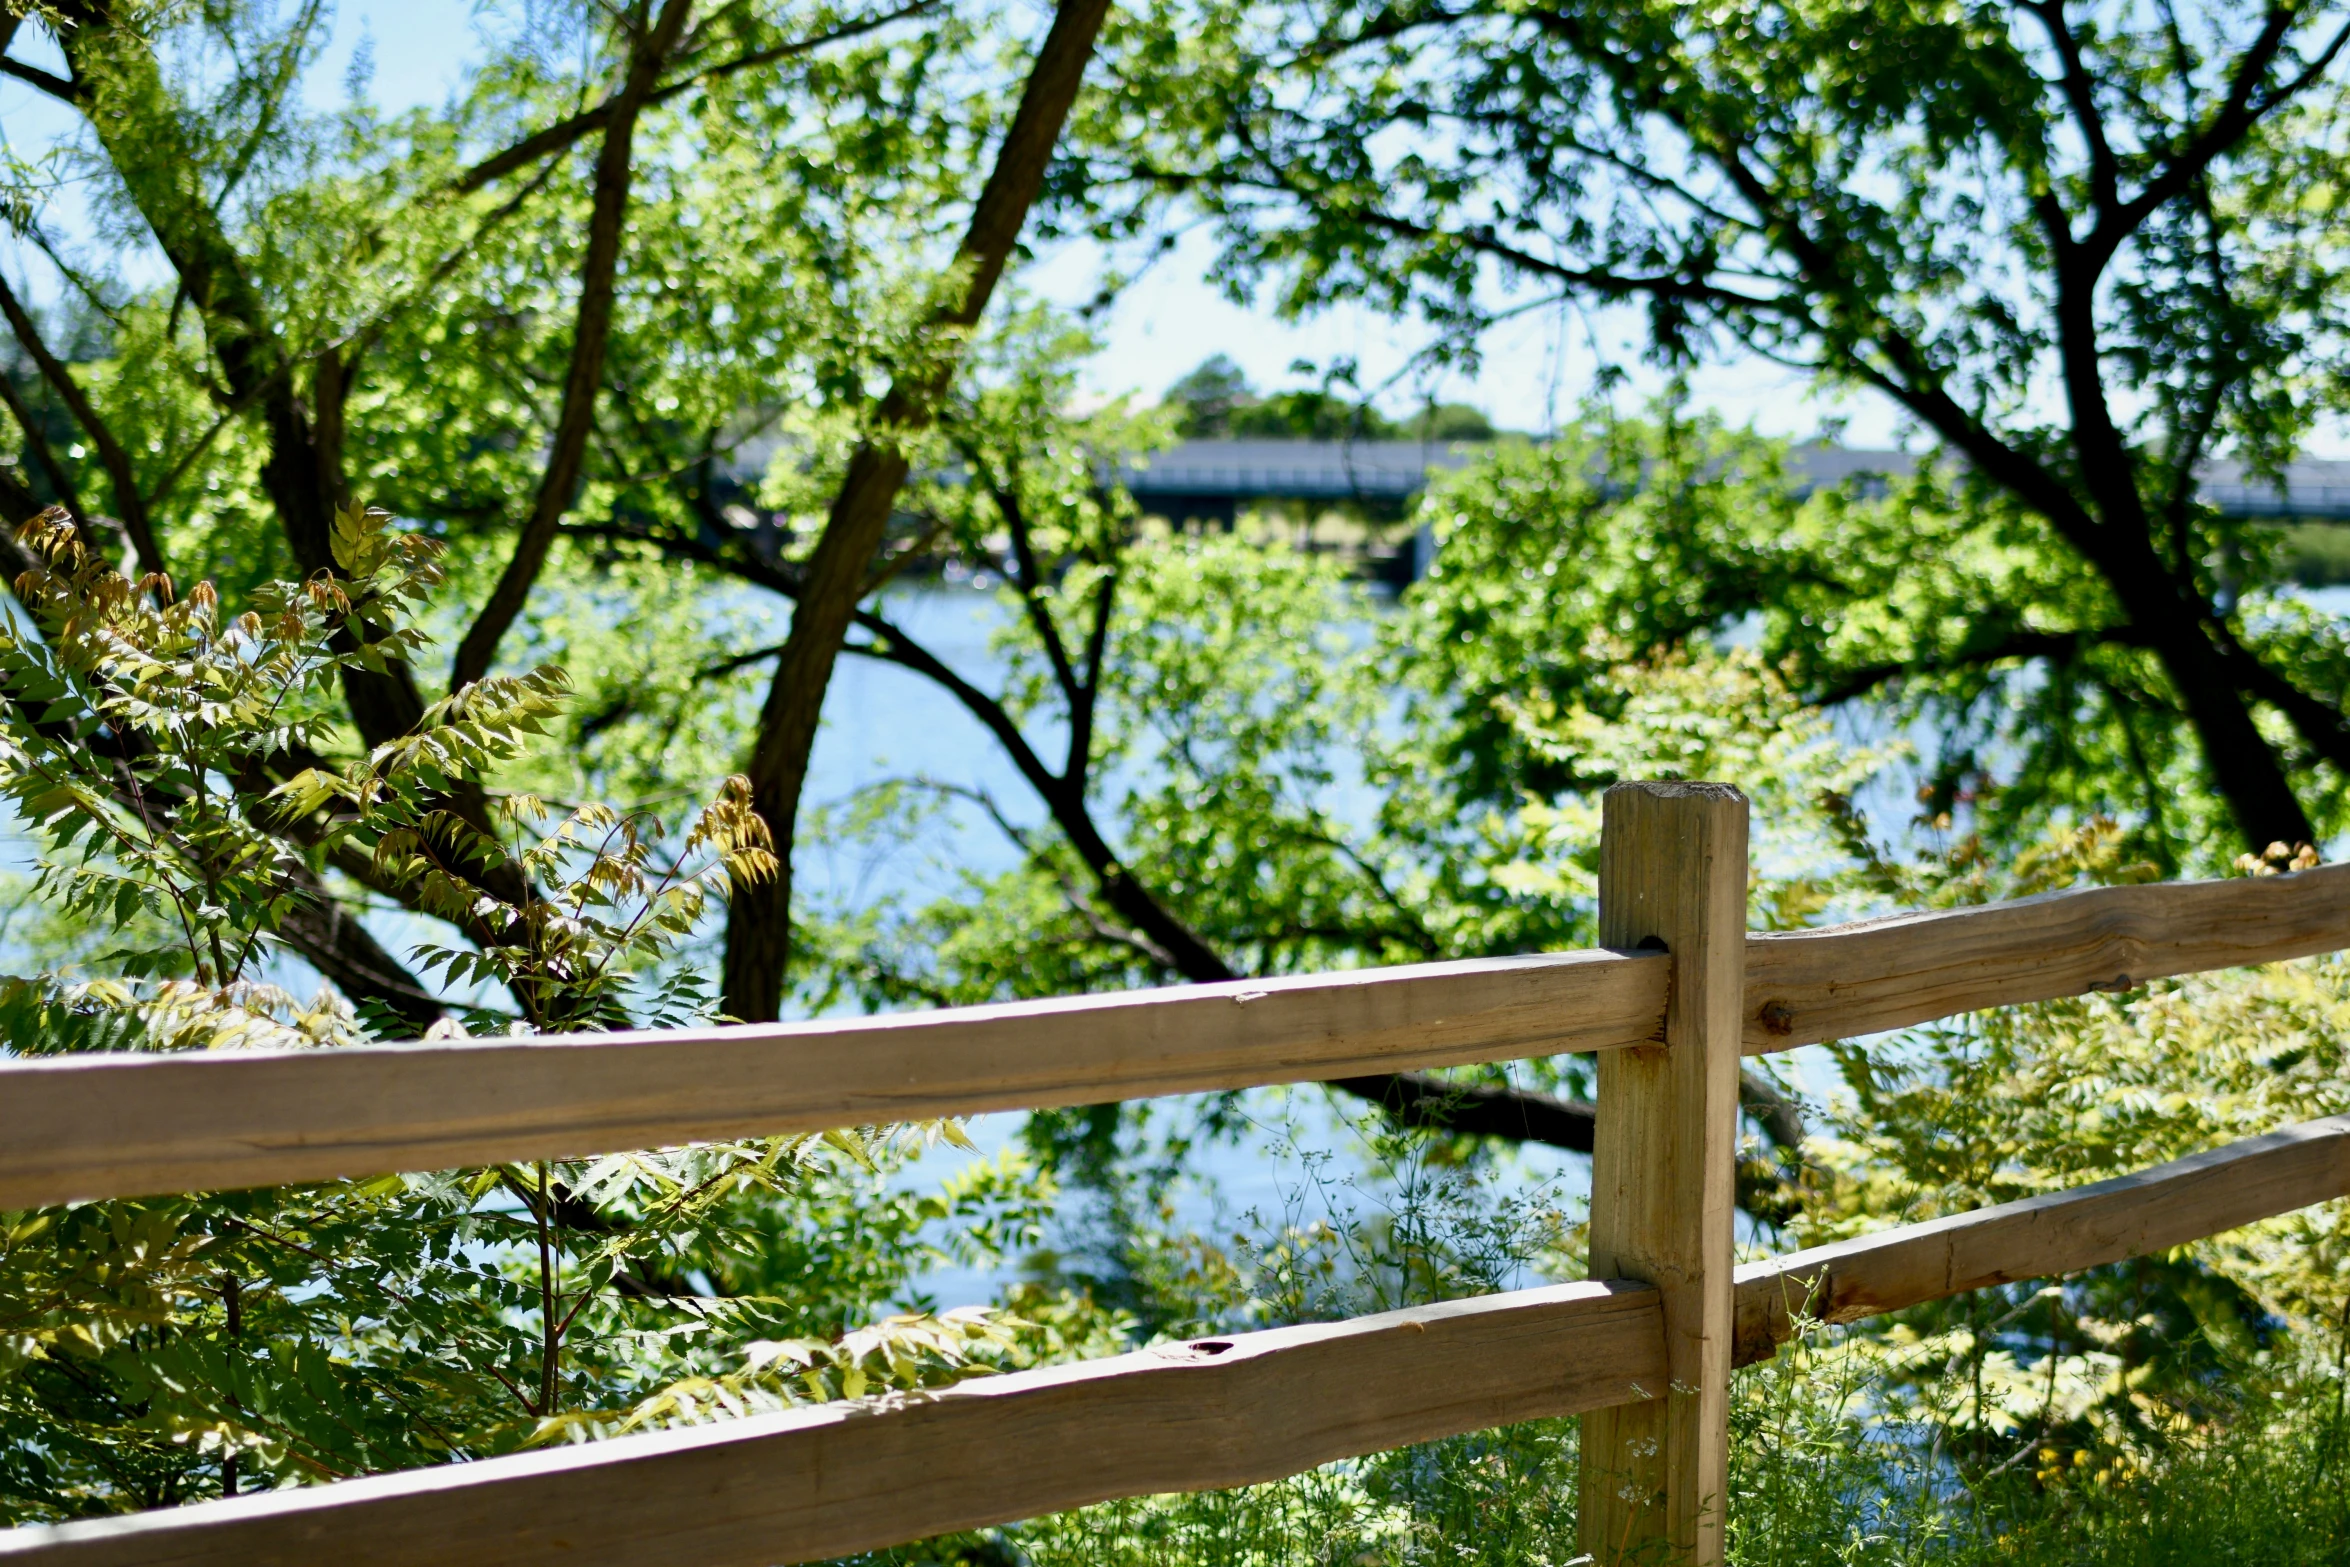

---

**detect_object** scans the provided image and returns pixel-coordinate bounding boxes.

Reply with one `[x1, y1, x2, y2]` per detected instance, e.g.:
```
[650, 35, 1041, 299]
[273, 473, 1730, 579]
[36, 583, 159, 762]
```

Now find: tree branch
[1068, 552, 1115, 787]
[0, 270, 166, 574]
[1327, 1070, 1597, 1148]
[451, 0, 696, 691]
[721, 0, 1115, 1023]
[0, 55, 81, 104]
[1809, 625, 2141, 706]
[52, 0, 435, 748]
[452, 0, 940, 194]
[988, 460, 1086, 711]
[2028, 0, 2120, 218]
[574, 520, 1805, 1174]
[2094, 6, 2335, 265]
[0, 372, 93, 543]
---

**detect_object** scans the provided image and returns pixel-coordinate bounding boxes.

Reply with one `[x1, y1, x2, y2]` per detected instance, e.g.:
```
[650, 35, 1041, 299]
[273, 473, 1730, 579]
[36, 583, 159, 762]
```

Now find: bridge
[1106, 440, 2350, 527]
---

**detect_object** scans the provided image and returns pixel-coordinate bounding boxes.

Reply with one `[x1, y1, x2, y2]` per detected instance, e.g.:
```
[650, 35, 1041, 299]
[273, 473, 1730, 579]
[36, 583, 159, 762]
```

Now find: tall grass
[1732, 1326, 2350, 1566]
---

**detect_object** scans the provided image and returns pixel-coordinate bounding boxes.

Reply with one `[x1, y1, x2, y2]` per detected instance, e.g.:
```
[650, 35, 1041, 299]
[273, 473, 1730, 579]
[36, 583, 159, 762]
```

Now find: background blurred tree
[1161, 353, 1498, 440]
[1080, 0, 2350, 858]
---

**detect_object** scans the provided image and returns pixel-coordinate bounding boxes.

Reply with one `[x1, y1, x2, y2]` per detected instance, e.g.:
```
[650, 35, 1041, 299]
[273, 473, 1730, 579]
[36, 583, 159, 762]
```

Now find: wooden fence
[3, 780, 2349, 1567]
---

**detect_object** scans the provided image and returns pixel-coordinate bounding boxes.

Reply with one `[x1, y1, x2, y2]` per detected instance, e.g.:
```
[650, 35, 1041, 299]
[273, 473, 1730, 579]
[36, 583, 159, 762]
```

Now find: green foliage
[1781, 834, 2350, 1459]
[805, 511, 1882, 1097]
[2273, 522, 2350, 587]
[0, 506, 435, 990]
[1083, 0, 2350, 850]
[1724, 1324, 2350, 1567]
[1399, 409, 2337, 868]
[822, 522, 1859, 985]
[0, 521, 1087, 1523]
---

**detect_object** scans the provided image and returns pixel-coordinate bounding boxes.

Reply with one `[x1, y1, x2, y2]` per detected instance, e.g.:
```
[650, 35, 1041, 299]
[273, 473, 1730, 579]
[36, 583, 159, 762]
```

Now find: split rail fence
[4, 780, 2350, 1567]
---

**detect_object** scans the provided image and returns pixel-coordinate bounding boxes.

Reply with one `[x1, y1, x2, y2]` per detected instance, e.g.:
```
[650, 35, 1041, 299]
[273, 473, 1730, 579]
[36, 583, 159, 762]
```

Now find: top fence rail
[6, 860, 2348, 1211]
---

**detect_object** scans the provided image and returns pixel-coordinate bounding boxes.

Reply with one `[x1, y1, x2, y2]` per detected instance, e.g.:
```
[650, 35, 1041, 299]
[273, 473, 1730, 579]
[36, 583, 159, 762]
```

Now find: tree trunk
[720, 0, 1114, 1021]
[2066, 472, 2315, 849]
[2046, 262, 2318, 852]
[54, 4, 432, 748]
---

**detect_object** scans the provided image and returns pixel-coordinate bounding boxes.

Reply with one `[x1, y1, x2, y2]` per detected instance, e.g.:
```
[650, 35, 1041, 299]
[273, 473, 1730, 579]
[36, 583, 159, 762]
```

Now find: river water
[796, 580, 1599, 1307]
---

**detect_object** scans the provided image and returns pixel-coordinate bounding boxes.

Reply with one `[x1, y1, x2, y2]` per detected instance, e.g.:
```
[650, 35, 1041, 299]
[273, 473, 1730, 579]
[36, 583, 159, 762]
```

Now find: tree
[719, 0, 1115, 1022]
[1164, 352, 1259, 434]
[1162, 354, 1500, 439]
[1090, 0, 2350, 854]
[698, 349, 1823, 1188]
[0, 0, 1114, 1025]
[0, 0, 1721, 1203]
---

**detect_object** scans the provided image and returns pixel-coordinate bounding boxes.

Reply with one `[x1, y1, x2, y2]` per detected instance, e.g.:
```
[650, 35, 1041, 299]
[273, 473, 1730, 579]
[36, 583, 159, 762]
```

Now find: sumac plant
[0, 509, 1044, 1523]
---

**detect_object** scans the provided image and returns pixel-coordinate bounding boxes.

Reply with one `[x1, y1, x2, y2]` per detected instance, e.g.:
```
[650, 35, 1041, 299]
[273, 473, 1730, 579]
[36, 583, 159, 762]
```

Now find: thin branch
[0, 56, 80, 104]
[1145, 159, 1796, 314]
[991, 466, 1084, 706]
[2028, 1, 2121, 217]
[343, 147, 568, 372]
[0, 270, 166, 573]
[1810, 626, 2140, 706]
[208, 0, 325, 215]
[452, 0, 697, 691]
[535, 1162, 558, 1417]
[886, 773, 1041, 856]
[24, 226, 127, 334]
[1288, 820, 1439, 957]
[841, 622, 1069, 807]
[1399, 105, 1750, 232]
[453, 0, 940, 193]
[858, 510, 951, 597]
[2095, 7, 2340, 264]
[0, 372, 93, 538]
[1067, 554, 1116, 787]
[141, 399, 248, 512]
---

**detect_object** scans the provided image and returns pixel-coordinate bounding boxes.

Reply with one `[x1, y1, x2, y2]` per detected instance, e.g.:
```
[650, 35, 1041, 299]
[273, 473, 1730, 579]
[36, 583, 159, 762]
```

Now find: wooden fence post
[1578, 781, 1748, 1566]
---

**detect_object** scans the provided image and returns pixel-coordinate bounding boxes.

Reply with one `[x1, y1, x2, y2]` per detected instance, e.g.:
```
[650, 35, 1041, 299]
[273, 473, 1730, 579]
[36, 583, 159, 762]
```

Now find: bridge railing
[5, 781, 2349, 1567]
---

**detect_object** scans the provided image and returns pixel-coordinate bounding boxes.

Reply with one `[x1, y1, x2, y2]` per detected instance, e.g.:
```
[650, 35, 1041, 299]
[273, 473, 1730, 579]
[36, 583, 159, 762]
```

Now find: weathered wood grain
[15, 860, 2350, 1210]
[0, 948, 1668, 1208]
[1732, 1114, 2350, 1368]
[1581, 782, 1747, 1567]
[1743, 861, 2350, 1053]
[0, 1280, 1665, 1567]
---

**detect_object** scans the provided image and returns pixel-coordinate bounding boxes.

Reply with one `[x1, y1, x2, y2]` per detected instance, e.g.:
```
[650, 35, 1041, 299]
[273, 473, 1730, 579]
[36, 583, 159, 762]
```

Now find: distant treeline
[1164, 355, 1504, 443]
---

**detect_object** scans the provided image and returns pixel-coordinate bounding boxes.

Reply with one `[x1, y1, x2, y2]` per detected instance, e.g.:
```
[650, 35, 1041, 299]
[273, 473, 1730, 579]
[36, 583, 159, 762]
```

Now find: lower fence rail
[5, 1113, 2346, 1567]
[1733, 1112, 2350, 1366]
[0, 1282, 1666, 1567]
